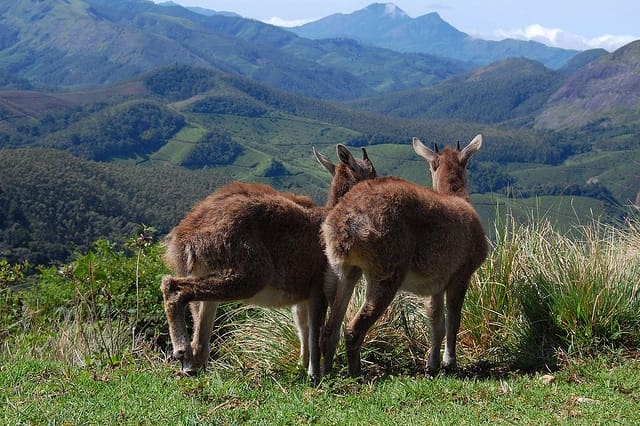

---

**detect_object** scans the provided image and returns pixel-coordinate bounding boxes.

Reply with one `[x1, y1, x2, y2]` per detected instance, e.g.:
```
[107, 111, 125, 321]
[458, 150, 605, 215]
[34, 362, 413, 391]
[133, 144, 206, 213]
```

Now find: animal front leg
[306, 287, 328, 380]
[425, 292, 445, 376]
[292, 302, 310, 370]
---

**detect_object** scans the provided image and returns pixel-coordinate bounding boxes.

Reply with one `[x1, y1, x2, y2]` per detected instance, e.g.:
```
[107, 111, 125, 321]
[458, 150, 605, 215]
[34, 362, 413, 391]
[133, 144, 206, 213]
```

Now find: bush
[182, 130, 243, 167]
[6, 227, 169, 366]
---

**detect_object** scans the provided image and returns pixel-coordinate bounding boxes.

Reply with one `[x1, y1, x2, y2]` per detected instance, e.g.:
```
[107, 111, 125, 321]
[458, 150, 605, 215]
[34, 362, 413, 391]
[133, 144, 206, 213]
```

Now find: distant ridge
[157, 1, 239, 17]
[536, 40, 640, 128]
[291, 2, 578, 68]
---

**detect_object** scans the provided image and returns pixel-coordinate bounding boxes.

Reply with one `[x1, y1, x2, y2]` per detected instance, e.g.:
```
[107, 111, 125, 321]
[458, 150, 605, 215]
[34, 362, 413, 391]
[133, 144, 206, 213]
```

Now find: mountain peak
[365, 3, 409, 19]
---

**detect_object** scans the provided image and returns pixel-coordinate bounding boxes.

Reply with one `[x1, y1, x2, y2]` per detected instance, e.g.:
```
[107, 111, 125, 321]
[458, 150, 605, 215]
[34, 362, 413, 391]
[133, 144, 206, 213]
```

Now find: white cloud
[484, 24, 637, 51]
[264, 16, 316, 27]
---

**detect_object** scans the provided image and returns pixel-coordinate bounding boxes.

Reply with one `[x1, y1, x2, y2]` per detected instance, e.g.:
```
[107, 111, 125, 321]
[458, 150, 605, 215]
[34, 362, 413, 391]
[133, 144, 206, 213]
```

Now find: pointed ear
[412, 137, 437, 162]
[361, 147, 370, 162]
[313, 146, 335, 176]
[361, 147, 377, 176]
[337, 144, 356, 167]
[460, 134, 483, 162]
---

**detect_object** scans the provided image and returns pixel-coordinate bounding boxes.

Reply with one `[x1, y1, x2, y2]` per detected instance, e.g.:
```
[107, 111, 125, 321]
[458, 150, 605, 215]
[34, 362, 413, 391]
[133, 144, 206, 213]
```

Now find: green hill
[347, 58, 563, 125]
[0, 62, 636, 265]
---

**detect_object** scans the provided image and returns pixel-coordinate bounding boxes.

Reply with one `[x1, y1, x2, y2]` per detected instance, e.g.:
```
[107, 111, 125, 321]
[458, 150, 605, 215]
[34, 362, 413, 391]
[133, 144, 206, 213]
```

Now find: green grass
[150, 123, 207, 164]
[1, 354, 639, 425]
[2, 215, 640, 424]
[508, 148, 640, 204]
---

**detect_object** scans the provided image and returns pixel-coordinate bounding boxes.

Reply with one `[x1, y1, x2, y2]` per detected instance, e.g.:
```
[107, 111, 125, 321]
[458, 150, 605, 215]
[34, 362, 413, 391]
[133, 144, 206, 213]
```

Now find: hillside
[0, 0, 467, 99]
[536, 40, 640, 129]
[2, 63, 634, 265]
[290, 3, 578, 69]
[347, 58, 564, 125]
[0, 148, 232, 265]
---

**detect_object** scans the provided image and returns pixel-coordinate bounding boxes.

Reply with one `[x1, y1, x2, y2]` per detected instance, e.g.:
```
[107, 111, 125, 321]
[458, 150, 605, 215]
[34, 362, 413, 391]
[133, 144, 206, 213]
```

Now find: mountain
[536, 40, 640, 129]
[347, 58, 564, 125]
[0, 0, 467, 99]
[157, 1, 239, 17]
[291, 3, 578, 69]
[558, 49, 609, 75]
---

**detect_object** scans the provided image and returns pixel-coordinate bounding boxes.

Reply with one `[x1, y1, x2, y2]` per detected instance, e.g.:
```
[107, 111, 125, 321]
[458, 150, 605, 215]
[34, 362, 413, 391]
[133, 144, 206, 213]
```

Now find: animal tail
[162, 232, 196, 277]
[321, 213, 379, 275]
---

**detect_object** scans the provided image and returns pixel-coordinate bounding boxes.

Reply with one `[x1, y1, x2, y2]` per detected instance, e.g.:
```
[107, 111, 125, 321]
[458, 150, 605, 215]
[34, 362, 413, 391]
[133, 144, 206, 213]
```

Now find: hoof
[171, 347, 186, 361]
[425, 366, 440, 378]
[180, 366, 199, 377]
[442, 363, 457, 375]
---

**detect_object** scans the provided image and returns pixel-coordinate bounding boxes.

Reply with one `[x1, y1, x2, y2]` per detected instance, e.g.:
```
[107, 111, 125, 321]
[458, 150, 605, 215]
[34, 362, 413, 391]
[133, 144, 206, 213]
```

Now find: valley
[0, 0, 638, 265]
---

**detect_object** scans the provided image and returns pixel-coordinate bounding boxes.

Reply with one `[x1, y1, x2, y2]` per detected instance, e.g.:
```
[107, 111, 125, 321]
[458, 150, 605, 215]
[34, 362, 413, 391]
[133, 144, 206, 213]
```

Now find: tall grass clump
[463, 213, 640, 371]
[515, 217, 640, 360]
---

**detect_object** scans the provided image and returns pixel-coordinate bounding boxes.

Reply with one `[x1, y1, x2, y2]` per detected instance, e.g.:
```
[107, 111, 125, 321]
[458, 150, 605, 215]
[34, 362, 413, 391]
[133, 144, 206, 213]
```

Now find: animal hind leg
[443, 275, 471, 372]
[344, 270, 402, 377]
[322, 266, 360, 374]
[161, 268, 267, 374]
[189, 301, 219, 374]
[161, 275, 193, 372]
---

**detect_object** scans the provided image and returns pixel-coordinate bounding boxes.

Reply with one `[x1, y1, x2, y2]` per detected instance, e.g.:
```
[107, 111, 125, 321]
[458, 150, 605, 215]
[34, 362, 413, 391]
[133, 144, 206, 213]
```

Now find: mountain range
[0, 0, 473, 98]
[290, 3, 578, 69]
[1, 0, 585, 96]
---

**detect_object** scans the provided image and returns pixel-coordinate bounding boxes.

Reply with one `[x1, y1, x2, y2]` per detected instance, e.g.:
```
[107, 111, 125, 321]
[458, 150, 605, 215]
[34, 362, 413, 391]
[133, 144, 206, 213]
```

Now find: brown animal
[321, 134, 487, 376]
[160, 145, 376, 378]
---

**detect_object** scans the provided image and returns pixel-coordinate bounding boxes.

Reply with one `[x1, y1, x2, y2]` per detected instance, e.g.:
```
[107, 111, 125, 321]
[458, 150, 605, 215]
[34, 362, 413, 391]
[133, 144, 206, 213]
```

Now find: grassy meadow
[1, 215, 640, 424]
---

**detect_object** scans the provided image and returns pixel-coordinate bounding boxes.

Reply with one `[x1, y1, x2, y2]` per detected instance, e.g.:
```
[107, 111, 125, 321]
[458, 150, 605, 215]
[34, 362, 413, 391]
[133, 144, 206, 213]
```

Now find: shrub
[182, 130, 243, 168]
[11, 226, 169, 366]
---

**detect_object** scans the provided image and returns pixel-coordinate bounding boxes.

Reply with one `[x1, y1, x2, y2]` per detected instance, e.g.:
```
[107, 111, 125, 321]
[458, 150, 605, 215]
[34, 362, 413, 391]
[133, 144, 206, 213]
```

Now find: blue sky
[157, 1, 639, 51]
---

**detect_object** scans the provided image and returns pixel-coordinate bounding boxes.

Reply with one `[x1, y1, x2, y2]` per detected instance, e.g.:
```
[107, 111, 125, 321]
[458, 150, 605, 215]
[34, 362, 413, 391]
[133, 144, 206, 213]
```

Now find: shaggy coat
[161, 145, 376, 378]
[321, 135, 488, 376]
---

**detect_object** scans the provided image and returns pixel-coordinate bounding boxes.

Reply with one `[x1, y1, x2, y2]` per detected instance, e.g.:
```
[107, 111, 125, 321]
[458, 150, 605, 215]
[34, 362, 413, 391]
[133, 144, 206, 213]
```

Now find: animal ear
[460, 134, 483, 162]
[412, 137, 437, 162]
[313, 146, 335, 176]
[337, 144, 354, 165]
[361, 147, 377, 176]
[361, 147, 370, 162]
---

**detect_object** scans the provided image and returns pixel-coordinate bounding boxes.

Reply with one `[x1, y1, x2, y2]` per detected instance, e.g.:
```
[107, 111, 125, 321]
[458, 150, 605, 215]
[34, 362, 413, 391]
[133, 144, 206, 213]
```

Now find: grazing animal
[321, 134, 487, 376]
[161, 145, 376, 378]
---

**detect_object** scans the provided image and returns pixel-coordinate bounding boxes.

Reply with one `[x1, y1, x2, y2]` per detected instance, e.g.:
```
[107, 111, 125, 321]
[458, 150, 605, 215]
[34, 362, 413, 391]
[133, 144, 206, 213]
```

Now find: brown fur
[160, 145, 376, 378]
[321, 134, 488, 376]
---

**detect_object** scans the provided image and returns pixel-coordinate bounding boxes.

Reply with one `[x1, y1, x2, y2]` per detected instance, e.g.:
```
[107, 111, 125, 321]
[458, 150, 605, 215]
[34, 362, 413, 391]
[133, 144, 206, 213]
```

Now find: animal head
[412, 134, 482, 200]
[313, 144, 377, 208]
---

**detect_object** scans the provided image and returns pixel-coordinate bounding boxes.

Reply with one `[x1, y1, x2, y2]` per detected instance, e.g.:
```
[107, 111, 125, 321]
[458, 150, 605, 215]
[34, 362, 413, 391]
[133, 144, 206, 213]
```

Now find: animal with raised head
[321, 134, 487, 376]
[161, 145, 376, 378]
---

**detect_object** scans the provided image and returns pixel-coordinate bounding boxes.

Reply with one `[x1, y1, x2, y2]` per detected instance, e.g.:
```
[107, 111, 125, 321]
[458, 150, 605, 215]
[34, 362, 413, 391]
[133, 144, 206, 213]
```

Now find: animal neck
[325, 166, 355, 208]
[432, 163, 470, 201]
[435, 176, 469, 201]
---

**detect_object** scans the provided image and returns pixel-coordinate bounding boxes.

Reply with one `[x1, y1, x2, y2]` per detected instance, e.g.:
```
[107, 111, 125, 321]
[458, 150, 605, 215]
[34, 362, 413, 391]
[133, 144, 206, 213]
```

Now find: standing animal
[321, 134, 487, 376]
[161, 145, 376, 378]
